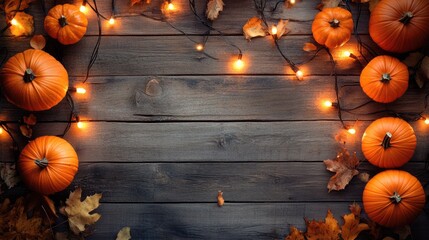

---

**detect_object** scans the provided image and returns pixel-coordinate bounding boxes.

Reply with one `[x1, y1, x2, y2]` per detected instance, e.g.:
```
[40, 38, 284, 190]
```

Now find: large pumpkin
[363, 170, 425, 227]
[44, 4, 88, 45]
[18, 136, 79, 195]
[362, 117, 416, 168]
[369, 0, 429, 53]
[312, 7, 353, 49]
[0, 49, 68, 111]
[360, 55, 408, 103]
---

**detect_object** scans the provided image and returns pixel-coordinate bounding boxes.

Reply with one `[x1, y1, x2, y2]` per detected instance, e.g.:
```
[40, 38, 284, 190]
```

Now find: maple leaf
[116, 227, 131, 240]
[317, 0, 341, 11]
[243, 17, 266, 40]
[10, 12, 34, 36]
[324, 148, 359, 192]
[0, 162, 20, 190]
[63, 188, 102, 235]
[305, 210, 340, 240]
[30, 35, 46, 50]
[341, 204, 369, 240]
[285, 226, 305, 240]
[303, 42, 317, 52]
[275, 19, 289, 39]
[217, 191, 224, 207]
[206, 0, 224, 21]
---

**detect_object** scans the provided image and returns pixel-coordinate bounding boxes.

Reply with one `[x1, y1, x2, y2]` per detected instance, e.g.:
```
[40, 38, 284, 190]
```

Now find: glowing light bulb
[234, 54, 244, 70]
[324, 101, 333, 108]
[295, 70, 303, 80]
[80, 5, 87, 13]
[195, 44, 204, 51]
[109, 17, 115, 25]
[271, 25, 278, 36]
[168, 2, 175, 10]
[347, 128, 356, 135]
[0, 127, 3, 134]
[76, 87, 86, 94]
[343, 51, 351, 58]
[10, 18, 18, 26]
[77, 121, 84, 129]
[290, 0, 296, 4]
[425, 118, 429, 125]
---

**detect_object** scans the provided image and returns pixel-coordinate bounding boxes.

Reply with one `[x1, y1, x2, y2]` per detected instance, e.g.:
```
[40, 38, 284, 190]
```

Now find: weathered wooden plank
[1, 121, 428, 163]
[83, 202, 429, 240]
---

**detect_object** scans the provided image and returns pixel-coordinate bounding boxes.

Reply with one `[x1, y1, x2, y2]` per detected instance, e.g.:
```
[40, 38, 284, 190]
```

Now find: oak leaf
[243, 17, 266, 40]
[116, 227, 131, 240]
[285, 226, 305, 240]
[305, 210, 340, 240]
[303, 42, 317, 52]
[206, 0, 224, 21]
[341, 203, 369, 240]
[30, 35, 46, 50]
[217, 191, 224, 207]
[275, 19, 289, 39]
[0, 163, 20, 190]
[64, 188, 102, 235]
[317, 0, 341, 11]
[10, 12, 34, 36]
[324, 148, 359, 192]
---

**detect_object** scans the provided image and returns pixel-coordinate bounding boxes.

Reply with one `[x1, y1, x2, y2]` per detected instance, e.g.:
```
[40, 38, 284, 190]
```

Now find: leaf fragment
[217, 191, 224, 207]
[9, 12, 34, 36]
[394, 225, 411, 240]
[20, 124, 32, 138]
[243, 17, 266, 40]
[275, 19, 289, 39]
[23, 113, 37, 125]
[206, 0, 224, 21]
[303, 42, 317, 52]
[369, 0, 380, 12]
[2, 0, 35, 18]
[0, 163, 20, 190]
[30, 35, 46, 50]
[305, 210, 340, 240]
[324, 148, 360, 192]
[358, 172, 370, 183]
[341, 204, 369, 240]
[116, 227, 131, 240]
[285, 226, 305, 240]
[317, 0, 341, 11]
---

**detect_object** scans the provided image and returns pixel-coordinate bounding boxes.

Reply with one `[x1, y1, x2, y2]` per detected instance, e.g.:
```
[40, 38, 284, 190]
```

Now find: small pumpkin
[363, 170, 425, 227]
[18, 136, 79, 195]
[360, 55, 408, 103]
[311, 7, 353, 49]
[44, 4, 88, 45]
[362, 117, 416, 168]
[0, 49, 68, 111]
[369, 0, 429, 53]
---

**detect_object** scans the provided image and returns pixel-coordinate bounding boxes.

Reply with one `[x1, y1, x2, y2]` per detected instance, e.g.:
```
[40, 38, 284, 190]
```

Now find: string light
[76, 87, 86, 94]
[10, 18, 18, 26]
[167, 0, 175, 11]
[0, 127, 3, 135]
[76, 116, 84, 129]
[234, 54, 244, 70]
[289, 0, 296, 4]
[342, 50, 357, 59]
[195, 43, 204, 51]
[109, 17, 115, 25]
[295, 70, 303, 80]
[347, 128, 356, 135]
[424, 118, 429, 125]
[323, 100, 338, 108]
[271, 25, 278, 36]
[80, 1, 88, 13]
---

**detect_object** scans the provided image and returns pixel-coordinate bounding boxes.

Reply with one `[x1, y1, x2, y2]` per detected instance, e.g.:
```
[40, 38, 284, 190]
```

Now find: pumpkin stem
[330, 19, 340, 28]
[35, 158, 48, 169]
[399, 12, 414, 24]
[59, 15, 68, 27]
[381, 132, 392, 149]
[381, 73, 391, 83]
[390, 192, 402, 204]
[23, 69, 35, 83]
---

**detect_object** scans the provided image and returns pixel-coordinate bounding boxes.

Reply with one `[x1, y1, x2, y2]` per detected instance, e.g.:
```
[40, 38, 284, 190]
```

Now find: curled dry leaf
[217, 191, 224, 207]
[324, 148, 359, 192]
[20, 124, 32, 138]
[206, 0, 224, 21]
[275, 19, 289, 39]
[317, 0, 341, 11]
[116, 227, 131, 240]
[9, 12, 34, 36]
[358, 172, 370, 183]
[30, 35, 46, 50]
[305, 210, 340, 240]
[23, 113, 37, 126]
[303, 42, 317, 52]
[64, 188, 102, 235]
[341, 204, 369, 240]
[243, 17, 266, 40]
[0, 163, 20, 190]
[284, 226, 305, 240]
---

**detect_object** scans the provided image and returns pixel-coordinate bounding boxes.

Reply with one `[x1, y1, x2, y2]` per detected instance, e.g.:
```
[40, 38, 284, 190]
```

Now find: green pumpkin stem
[35, 158, 48, 169]
[330, 19, 340, 28]
[399, 12, 414, 24]
[390, 192, 402, 204]
[381, 73, 391, 83]
[381, 132, 392, 149]
[59, 15, 68, 27]
[23, 69, 35, 83]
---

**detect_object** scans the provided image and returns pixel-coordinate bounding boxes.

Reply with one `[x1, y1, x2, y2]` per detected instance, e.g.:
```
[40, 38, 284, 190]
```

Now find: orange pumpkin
[369, 0, 429, 53]
[363, 170, 425, 227]
[311, 7, 354, 49]
[360, 55, 408, 103]
[18, 136, 79, 195]
[0, 49, 68, 111]
[362, 117, 416, 168]
[44, 4, 88, 45]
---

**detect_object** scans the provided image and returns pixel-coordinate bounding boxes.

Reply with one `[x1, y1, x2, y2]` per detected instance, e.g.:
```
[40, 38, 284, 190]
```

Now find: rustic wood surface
[1, 0, 429, 239]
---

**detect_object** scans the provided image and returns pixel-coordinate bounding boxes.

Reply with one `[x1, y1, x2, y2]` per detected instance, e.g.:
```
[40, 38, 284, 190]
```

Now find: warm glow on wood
[196, 44, 204, 51]
[10, 18, 18, 26]
[80, 5, 87, 13]
[109, 17, 115, 25]
[76, 87, 86, 94]
[347, 128, 356, 135]
[296, 70, 303, 80]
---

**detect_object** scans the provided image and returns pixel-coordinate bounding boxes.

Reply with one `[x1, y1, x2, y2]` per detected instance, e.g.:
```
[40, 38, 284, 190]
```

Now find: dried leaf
[402, 52, 424, 67]
[130, 0, 142, 6]
[243, 17, 266, 40]
[351, 0, 369, 2]
[285, 226, 305, 240]
[2, 0, 34, 18]
[20, 124, 32, 138]
[365, 218, 382, 240]
[317, 0, 341, 11]
[30, 35, 46, 50]
[341, 204, 369, 240]
[394, 225, 411, 240]
[369, 0, 380, 12]
[324, 148, 359, 192]
[10, 12, 34, 36]
[303, 42, 317, 52]
[418, 56, 429, 81]
[217, 191, 224, 207]
[334, 129, 348, 145]
[64, 188, 102, 235]
[206, 0, 224, 21]
[348, 203, 361, 216]
[23, 113, 37, 126]
[116, 227, 131, 240]
[276, 19, 289, 39]
[25, 193, 57, 219]
[358, 172, 370, 183]
[305, 210, 340, 240]
[0, 163, 20, 189]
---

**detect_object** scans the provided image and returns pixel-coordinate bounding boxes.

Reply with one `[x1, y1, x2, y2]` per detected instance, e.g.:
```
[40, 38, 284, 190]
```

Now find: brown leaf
[334, 129, 348, 145]
[243, 17, 266, 40]
[402, 52, 424, 67]
[324, 148, 359, 192]
[317, 0, 341, 11]
[303, 42, 317, 52]
[276, 19, 289, 39]
[0, 163, 20, 190]
[10, 12, 34, 36]
[23, 113, 37, 126]
[285, 226, 305, 240]
[64, 188, 102, 235]
[418, 56, 429, 81]
[369, 0, 380, 12]
[2, 0, 34, 18]
[341, 203, 369, 240]
[30, 35, 46, 50]
[351, 0, 369, 2]
[206, 0, 224, 21]
[20, 124, 32, 138]
[358, 172, 370, 183]
[394, 225, 411, 240]
[305, 210, 340, 240]
[130, 0, 142, 6]
[217, 191, 224, 207]
[25, 193, 58, 219]
[116, 227, 131, 240]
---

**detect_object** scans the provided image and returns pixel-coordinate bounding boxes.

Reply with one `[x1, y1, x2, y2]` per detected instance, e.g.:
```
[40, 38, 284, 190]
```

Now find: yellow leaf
[30, 35, 46, 50]
[303, 42, 317, 52]
[116, 227, 131, 240]
[276, 19, 289, 39]
[217, 191, 224, 207]
[206, 0, 224, 21]
[243, 17, 266, 40]
[9, 12, 34, 36]
[64, 188, 102, 235]
[324, 148, 360, 192]
[305, 210, 340, 240]
[285, 226, 305, 240]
